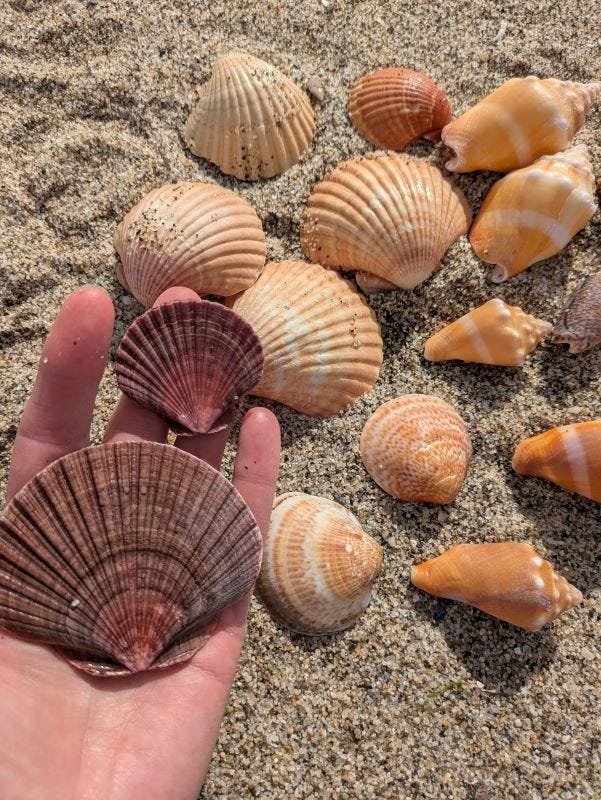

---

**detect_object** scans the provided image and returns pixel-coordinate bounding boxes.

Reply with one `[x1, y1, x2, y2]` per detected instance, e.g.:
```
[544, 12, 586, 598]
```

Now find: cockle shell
[256, 493, 383, 634]
[300, 153, 471, 291]
[411, 542, 582, 631]
[0, 441, 262, 676]
[115, 300, 264, 436]
[360, 395, 472, 504]
[184, 52, 315, 180]
[227, 260, 383, 416]
[470, 145, 597, 283]
[424, 298, 552, 366]
[442, 76, 601, 173]
[551, 271, 601, 353]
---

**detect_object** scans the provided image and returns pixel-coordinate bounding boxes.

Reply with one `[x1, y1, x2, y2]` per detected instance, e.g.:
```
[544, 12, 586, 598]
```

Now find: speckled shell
[301, 153, 471, 290]
[442, 76, 601, 173]
[348, 67, 452, 150]
[360, 395, 472, 504]
[412, 543, 582, 631]
[115, 300, 264, 436]
[424, 298, 552, 367]
[228, 260, 383, 416]
[551, 271, 601, 353]
[0, 442, 262, 676]
[184, 52, 315, 180]
[470, 145, 597, 283]
[256, 493, 383, 634]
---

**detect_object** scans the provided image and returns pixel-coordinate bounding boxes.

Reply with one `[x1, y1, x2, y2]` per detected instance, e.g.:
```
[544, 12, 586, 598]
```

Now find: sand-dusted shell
[348, 67, 452, 150]
[227, 260, 383, 416]
[115, 300, 264, 436]
[360, 395, 472, 504]
[470, 145, 597, 283]
[184, 52, 315, 180]
[113, 181, 266, 306]
[551, 271, 601, 353]
[424, 298, 552, 366]
[442, 76, 601, 173]
[300, 153, 471, 291]
[256, 493, 383, 634]
[0, 441, 262, 676]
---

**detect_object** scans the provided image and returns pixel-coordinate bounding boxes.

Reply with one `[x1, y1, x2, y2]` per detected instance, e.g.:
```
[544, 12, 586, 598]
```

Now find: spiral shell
[551, 271, 601, 353]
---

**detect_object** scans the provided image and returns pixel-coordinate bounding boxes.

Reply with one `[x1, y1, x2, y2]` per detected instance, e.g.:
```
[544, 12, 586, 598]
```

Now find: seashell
[348, 67, 452, 150]
[360, 395, 472, 504]
[411, 542, 583, 631]
[355, 271, 398, 294]
[113, 181, 266, 306]
[227, 260, 383, 416]
[300, 153, 471, 290]
[115, 299, 264, 436]
[550, 271, 601, 353]
[184, 52, 315, 180]
[424, 298, 552, 366]
[256, 493, 383, 634]
[442, 76, 601, 173]
[512, 420, 601, 503]
[470, 145, 597, 283]
[0, 441, 262, 676]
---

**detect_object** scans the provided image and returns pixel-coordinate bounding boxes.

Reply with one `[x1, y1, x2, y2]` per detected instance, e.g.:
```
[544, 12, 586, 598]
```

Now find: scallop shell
[300, 153, 471, 290]
[348, 67, 452, 150]
[411, 542, 582, 631]
[424, 298, 552, 366]
[0, 441, 262, 676]
[360, 395, 472, 504]
[442, 76, 601, 173]
[256, 493, 383, 634]
[551, 271, 601, 353]
[115, 299, 264, 436]
[184, 52, 315, 180]
[113, 181, 266, 306]
[227, 260, 383, 416]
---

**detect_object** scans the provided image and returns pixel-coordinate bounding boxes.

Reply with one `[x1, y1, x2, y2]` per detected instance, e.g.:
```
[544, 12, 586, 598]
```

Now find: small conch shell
[256, 493, 383, 634]
[184, 52, 315, 180]
[551, 271, 601, 353]
[442, 76, 601, 172]
[424, 298, 552, 366]
[411, 542, 583, 631]
[469, 145, 597, 283]
[360, 395, 472, 504]
[512, 420, 601, 503]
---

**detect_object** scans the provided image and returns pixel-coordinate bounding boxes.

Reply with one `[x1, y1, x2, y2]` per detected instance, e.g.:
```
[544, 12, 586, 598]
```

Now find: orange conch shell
[551, 271, 601, 353]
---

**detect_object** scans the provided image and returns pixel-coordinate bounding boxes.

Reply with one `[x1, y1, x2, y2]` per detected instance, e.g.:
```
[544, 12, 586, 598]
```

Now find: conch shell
[551, 271, 601, 353]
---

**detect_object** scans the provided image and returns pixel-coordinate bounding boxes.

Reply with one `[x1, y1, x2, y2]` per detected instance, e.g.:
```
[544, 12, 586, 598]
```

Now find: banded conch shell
[513, 420, 601, 503]
[115, 299, 264, 436]
[227, 260, 383, 416]
[348, 67, 452, 150]
[0, 441, 262, 676]
[469, 145, 597, 283]
[424, 298, 552, 366]
[113, 181, 266, 306]
[184, 52, 315, 180]
[442, 76, 601, 173]
[300, 153, 471, 291]
[256, 493, 383, 634]
[360, 395, 472, 504]
[411, 543, 583, 631]
[551, 271, 601, 353]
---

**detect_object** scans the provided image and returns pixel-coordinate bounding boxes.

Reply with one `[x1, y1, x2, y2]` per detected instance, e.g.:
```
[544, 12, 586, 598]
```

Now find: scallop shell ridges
[551, 271, 601, 353]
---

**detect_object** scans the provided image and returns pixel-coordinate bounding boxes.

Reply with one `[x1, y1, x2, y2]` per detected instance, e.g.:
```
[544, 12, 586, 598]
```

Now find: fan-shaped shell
[300, 153, 471, 290]
[360, 395, 472, 504]
[113, 181, 266, 306]
[184, 52, 315, 180]
[0, 441, 262, 676]
[227, 260, 383, 416]
[256, 493, 383, 634]
[551, 271, 601, 353]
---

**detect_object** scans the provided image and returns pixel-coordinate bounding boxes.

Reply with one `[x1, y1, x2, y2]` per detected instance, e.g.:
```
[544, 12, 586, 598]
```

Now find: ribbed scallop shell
[184, 52, 315, 180]
[300, 153, 471, 290]
[227, 260, 383, 416]
[551, 271, 601, 353]
[113, 181, 266, 306]
[442, 76, 601, 173]
[424, 298, 552, 366]
[256, 493, 383, 634]
[348, 67, 452, 150]
[0, 441, 262, 676]
[360, 395, 472, 504]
